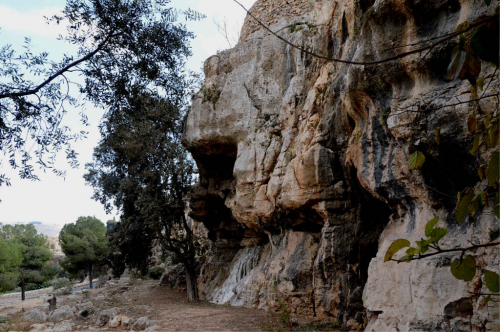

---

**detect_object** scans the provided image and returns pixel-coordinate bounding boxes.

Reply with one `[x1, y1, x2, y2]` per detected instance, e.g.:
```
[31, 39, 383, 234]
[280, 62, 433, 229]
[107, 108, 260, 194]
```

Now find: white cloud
[0, 6, 66, 37]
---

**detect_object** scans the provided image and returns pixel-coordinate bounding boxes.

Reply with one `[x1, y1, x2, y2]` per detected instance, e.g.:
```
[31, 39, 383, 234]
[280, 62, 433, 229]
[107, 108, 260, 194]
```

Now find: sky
[0, 0, 257, 228]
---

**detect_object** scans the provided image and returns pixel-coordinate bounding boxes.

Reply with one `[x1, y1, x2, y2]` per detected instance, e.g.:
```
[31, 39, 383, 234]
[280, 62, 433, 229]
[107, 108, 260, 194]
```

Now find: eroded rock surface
[182, 0, 499, 330]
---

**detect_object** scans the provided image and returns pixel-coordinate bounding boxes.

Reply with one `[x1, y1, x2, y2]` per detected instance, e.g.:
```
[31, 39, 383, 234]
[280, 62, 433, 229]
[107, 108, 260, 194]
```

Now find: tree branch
[0, 31, 115, 100]
[392, 241, 499, 262]
[389, 93, 500, 118]
[233, 0, 496, 66]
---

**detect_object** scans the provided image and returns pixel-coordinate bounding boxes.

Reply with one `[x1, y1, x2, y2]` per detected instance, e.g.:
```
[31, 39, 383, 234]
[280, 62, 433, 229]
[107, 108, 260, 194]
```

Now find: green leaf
[471, 86, 479, 100]
[399, 254, 414, 262]
[468, 114, 477, 133]
[484, 270, 499, 293]
[429, 227, 448, 243]
[470, 134, 480, 154]
[478, 164, 485, 179]
[477, 77, 485, 91]
[484, 0, 491, 5]
[416, 238, 432, 254]
[425, 216, 440, 237]
[456, 188, 475, 222]
[482, 295, 492, 305]
[468, 198, 479, 217]
[486, 152, 499, 186]
[486, 121, 499, 148]
[484, 114, 493, 128]
[434, 127, 441, 145]
[450, 255, 476, 281]
[406, 247, 420, 255]
[408, 151, 426, 170]
[456, 21, 469, 32]
[384, 239, 411, 262]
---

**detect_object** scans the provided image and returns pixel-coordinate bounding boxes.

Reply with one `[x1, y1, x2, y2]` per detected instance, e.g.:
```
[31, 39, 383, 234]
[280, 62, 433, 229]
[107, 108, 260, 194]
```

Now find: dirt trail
[134, 284, 281, 331]
[0, 280, 285, 331]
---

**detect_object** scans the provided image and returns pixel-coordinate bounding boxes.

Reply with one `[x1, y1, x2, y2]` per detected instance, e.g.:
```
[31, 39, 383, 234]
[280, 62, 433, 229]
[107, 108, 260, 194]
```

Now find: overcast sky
[0, 0, 256, 227]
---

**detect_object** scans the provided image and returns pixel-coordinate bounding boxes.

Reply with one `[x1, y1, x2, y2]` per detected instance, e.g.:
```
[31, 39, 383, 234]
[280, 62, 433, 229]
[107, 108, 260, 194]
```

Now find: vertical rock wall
[182, 0, 499, 330]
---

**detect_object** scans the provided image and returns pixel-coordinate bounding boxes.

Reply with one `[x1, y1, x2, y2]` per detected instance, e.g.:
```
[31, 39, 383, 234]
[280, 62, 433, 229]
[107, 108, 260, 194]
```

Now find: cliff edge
[182, 0, 499, 330]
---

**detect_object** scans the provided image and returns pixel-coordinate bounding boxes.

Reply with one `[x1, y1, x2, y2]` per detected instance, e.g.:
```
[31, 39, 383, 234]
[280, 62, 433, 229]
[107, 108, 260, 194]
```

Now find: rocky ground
[0, 279, 341, 332]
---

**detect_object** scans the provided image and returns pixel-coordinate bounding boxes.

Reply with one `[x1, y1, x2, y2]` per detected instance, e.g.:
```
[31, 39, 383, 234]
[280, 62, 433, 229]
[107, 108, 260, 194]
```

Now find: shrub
[148, 267, 164, 280]
[51, 278, 72, 290]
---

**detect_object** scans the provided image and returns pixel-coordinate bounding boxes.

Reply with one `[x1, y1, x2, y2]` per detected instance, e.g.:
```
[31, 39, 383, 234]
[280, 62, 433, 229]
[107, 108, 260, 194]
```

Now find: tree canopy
[59, 216, 108, 289]
[85, 93, 198, 299]
[0, 239, 23, 293]
[0, 0, 202, 185]
[0, 224, 57, 300]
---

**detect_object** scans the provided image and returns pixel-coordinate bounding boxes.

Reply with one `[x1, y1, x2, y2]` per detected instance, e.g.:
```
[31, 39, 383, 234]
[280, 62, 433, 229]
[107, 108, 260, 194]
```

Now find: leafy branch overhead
[0, 0, 204, 185]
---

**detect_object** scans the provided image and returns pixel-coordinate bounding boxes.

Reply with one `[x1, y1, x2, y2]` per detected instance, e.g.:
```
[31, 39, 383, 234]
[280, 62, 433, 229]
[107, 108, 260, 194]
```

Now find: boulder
[29, 323, 54, 331]
[23, 309, 48, 322]
[52, 320, 74, 331]
[121, 315, 131, 328]
[95, 308, 119, 327]
[131, 316, 155, 331]
[108, 315, 121, 328]
[48, 305, 74, 322]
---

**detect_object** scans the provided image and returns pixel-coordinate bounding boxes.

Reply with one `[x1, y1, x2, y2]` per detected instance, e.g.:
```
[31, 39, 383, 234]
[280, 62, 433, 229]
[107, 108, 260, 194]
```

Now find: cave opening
[348, 166, 392, 285]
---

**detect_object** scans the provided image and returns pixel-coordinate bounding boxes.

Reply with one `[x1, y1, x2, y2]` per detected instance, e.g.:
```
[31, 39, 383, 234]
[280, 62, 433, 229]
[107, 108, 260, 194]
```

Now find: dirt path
[132, 283, 281, 331]
[0, 280, 286, 331]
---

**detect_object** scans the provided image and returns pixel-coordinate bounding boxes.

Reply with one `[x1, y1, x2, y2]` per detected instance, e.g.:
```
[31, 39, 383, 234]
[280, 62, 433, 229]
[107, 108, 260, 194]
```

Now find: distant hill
[32, 223, 62, 237]
[5, 221, 63, 237]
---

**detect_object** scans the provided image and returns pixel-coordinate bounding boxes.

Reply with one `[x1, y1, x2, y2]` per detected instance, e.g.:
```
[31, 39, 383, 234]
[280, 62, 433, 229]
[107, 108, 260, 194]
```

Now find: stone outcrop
[182, 0, 499, 330]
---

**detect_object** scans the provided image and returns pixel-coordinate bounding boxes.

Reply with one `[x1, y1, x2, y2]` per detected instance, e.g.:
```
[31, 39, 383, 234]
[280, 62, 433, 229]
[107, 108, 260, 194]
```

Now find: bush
[51, 278, 72, 290]
[148, 267, 164, 280]
[25, 281, 51, 291]
[55, 285, 73, 296]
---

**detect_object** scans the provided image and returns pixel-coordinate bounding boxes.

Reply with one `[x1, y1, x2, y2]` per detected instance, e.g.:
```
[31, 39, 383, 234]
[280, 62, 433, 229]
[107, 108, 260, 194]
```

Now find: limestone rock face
[182, 0, 499, 330]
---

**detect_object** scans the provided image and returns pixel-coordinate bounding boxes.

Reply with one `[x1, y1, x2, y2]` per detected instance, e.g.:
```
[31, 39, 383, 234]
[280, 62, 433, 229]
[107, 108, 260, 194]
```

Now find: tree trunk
[21, 278, 25, 301]
[185, 263, 199, 302]
[89, 263, 93, 290]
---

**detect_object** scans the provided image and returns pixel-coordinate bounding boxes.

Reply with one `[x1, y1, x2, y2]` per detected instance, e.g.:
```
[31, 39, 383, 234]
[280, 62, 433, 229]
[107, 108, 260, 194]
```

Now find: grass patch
[202, 86, 221, 106]
[287, 22, 317, 33]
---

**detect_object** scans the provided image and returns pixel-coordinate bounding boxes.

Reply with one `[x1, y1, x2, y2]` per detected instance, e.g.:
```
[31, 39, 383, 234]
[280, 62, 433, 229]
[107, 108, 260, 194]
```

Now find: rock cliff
[182, 0, 499, 330]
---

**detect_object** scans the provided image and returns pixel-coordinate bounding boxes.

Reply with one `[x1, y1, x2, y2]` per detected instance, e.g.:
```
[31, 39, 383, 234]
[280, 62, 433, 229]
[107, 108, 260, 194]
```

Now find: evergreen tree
[59, 216, 108, 289]
[0, 224, 57, 300]
[0, 239, 22, 293]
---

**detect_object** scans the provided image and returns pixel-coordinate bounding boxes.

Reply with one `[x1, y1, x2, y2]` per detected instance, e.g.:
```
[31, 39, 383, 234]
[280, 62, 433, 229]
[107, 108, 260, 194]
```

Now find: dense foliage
[0, 0, 202, 186]
[85, 93, 199, 299]
[0, 239, 22, 293]
[0, 224, 57, 300]
[59, 216, 108, 289]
